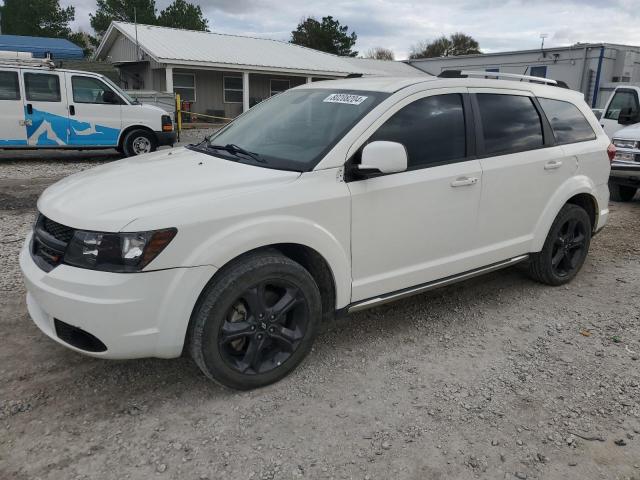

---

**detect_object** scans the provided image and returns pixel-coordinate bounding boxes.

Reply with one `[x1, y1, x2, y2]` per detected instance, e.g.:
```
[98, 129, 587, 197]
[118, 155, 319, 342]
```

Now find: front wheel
[189, 252, 322, 390]
[122, 129, 157, 157]
[528, 204, 592, 286]
[609, 181, 637, 202]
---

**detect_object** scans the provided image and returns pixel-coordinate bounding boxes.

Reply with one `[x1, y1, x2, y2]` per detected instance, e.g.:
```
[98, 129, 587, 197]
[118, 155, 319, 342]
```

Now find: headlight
[613, 139, 638, 149]
[64, 228, 177, 272]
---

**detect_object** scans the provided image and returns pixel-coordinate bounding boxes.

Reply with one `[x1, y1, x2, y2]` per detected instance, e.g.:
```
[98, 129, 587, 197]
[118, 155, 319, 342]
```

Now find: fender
[184, 215, 352, 309]
[531, 174, 599, 252]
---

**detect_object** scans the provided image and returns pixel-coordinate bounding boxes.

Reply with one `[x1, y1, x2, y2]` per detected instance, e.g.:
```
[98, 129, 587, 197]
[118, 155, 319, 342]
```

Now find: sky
[63, 0, 640, 60]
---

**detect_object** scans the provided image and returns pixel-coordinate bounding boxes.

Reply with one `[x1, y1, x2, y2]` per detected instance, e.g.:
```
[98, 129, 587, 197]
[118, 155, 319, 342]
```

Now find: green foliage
[409, 33, 481, 59]
[290, 16, 358, 57]
[158, 0, 208, 31]
[0, 0, 75, 38]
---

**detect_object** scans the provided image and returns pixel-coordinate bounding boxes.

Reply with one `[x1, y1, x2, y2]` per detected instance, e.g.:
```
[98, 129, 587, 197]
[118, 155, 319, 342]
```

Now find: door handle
[26, 103, 33, 115]
[544, 160, 563, 170]
[69, 105, 75, 116]
[450, 176, 478, 187]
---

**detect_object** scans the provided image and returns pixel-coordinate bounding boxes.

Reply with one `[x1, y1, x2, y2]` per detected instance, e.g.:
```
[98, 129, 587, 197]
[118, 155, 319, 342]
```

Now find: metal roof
[340, 57, 425, 76]
[96, 22, 367, 76]
[0, 35, 84, 59]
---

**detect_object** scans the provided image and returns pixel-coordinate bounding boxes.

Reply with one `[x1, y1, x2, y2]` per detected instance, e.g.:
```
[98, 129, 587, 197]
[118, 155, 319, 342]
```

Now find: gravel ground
[0, 157, 639, 480]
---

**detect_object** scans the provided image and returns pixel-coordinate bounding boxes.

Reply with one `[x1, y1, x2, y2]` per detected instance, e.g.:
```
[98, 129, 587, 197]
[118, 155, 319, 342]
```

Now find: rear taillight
[161, 114, 173, 132]
[607, 143, 616, 163]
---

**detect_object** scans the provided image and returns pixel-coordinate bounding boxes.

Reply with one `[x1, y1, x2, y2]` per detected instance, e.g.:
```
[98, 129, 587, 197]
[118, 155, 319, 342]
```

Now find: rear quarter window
[538, 98, 596, 144]
[0, 71, 20, 100]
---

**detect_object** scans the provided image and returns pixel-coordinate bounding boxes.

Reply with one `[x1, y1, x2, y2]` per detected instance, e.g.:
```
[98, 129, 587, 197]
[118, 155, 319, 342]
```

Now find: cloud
[63, 0, 640, 59]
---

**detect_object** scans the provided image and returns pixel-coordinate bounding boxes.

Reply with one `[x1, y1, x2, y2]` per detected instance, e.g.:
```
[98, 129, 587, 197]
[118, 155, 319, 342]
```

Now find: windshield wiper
[207, 143, 265, 163]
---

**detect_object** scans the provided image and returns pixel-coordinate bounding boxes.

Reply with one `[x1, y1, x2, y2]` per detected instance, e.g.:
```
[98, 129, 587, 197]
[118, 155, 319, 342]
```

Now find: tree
[90, 0, 158, 38]
[0, 0, 75, 38]
[409, 33, 481, 59]
[157, 0, 208, 31]
[291, 16, 358, 57]
[364, 47, 394, 61]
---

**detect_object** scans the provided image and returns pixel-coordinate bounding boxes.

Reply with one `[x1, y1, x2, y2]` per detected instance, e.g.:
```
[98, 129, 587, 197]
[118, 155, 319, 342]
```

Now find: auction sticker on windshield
[323, 93, 368, 105]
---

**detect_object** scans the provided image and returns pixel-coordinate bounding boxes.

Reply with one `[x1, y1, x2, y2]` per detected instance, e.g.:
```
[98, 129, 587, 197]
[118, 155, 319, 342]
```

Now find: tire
[609, 181, 637, 202]
[188, 251, 322, 390]
[528, 204, 592, 286]
[122, 129, 156, 157]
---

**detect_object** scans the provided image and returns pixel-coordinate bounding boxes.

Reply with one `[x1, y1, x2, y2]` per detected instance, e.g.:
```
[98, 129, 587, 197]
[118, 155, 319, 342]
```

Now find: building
[94, 22, 424, 119]
[407, 43, 640, 108]
[0, 34, 84, 59]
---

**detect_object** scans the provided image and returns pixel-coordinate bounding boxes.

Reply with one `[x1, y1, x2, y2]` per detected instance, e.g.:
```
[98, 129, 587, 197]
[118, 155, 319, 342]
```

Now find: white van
[0, 58, 175, 156]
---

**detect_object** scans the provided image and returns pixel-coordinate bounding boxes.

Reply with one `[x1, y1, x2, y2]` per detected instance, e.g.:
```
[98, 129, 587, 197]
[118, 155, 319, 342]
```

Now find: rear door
[0, 68, 27, 146]
[601, 88, 640, 139]
[471, 89, 575, 263]
[22, 69, 69, 146]
[65, 73, 122, 147]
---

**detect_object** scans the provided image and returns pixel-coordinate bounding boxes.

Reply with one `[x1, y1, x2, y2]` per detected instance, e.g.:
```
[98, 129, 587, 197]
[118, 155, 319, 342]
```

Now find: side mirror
[102, 90, 120, 104]
[358, 141, 408, 174]
[618, 107, 638, 125]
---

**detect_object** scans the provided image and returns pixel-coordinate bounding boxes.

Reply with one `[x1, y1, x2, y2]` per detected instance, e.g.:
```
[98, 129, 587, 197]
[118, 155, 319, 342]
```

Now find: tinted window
[72, 76, 118, 104]
[604, 90, 639, 120]
[538, 98, 596, 144]
[0, 71, 20, 100]
[477, 94, 543, 155]
[369, 94, 466, 169]
[24, 73, 61, 102]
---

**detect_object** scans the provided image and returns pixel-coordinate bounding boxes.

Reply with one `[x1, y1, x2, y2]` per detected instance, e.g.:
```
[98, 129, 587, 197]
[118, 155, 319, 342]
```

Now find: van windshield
[201, 89, 389, 171]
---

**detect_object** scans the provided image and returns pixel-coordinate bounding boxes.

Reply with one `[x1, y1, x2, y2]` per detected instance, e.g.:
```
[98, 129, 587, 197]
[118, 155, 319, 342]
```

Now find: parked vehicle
[20, 71, 611, 390]
[599, 85, 640, 139]
[610, 126, 640, 201]
[0, 57, 175, 156]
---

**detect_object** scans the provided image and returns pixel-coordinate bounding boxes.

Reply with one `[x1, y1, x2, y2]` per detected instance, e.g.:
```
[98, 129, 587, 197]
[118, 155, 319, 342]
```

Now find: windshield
[204, 88, 389, 171]
[101, 76, 137, 104]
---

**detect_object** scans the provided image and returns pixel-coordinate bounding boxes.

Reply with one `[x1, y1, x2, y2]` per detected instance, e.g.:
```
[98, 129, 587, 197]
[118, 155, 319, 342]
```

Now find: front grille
[31, 214, 76, 272]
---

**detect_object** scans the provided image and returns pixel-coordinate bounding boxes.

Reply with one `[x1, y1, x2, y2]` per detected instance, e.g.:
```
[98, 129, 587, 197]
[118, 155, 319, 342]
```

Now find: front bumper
[610, 161, 640, 182]
[155, 130, 176, 147]
[20, 233, 216, 359]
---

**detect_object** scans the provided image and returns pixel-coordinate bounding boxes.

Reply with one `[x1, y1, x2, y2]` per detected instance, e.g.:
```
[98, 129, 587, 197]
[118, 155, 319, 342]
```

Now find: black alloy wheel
[550, 217, 588, 278]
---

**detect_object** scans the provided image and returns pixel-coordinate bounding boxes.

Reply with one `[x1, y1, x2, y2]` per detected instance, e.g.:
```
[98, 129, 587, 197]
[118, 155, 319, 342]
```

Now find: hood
[38, 147, 300, 231]
[612, 122, 640, 141]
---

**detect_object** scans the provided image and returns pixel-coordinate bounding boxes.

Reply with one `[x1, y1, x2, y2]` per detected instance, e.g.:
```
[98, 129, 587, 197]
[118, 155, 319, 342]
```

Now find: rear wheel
[189, 252, 322, 390]
[122, 129, 156, 157]
[609, 181, 637, 202]
[528, 204, 591, 286]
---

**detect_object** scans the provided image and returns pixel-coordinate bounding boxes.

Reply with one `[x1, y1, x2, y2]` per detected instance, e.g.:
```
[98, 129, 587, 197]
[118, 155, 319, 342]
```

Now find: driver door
[64, 73, 122, 147]
[348, 89, 483, 302]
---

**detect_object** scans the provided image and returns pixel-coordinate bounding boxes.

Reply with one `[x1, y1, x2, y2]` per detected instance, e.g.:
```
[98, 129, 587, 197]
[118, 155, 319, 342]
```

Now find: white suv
[20, 72, 611, 390]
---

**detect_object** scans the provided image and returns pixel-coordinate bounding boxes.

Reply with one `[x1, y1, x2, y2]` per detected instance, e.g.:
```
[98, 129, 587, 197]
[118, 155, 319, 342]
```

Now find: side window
[24, 72, 61, 102]
[604, 90, 639, 120]
[368, 94, 466, 169]
[476, 94, 543, 155]
[0, 71, 20, 100]
[72, 76, 118, 104]
[538, 98, 596, 144]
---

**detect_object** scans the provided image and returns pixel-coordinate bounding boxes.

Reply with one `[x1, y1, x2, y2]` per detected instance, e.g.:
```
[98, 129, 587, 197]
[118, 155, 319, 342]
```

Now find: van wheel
[609, 181, 637, 202]
[122, 129, 156, 157]
[528, 204, 591, 286]
[189, 252, 322, 390]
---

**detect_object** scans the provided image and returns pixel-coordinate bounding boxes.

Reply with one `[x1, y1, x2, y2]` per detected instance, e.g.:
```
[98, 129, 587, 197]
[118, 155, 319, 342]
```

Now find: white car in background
[21, 71, 611, 390]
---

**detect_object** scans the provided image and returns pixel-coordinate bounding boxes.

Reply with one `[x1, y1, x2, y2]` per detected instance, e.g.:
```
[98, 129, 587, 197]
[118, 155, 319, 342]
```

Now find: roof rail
[438, 69, 565, 87]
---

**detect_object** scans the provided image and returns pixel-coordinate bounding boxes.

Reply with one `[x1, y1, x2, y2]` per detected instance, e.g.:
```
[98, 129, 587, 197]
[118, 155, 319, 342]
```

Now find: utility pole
[134, 7, 140, 61]
[540, 33, 548, 51]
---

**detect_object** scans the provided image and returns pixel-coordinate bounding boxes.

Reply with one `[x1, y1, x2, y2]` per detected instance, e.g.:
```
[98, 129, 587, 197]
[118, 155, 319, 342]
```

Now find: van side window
[72, 76, 118, 104]
[538, 98, 596, 144]
[476, 94, 543, 155]
[604, 90, 639, 121]
[369, 94, 466, 169]
[0, 71, 20, 100]
[24, 73, 61, 102]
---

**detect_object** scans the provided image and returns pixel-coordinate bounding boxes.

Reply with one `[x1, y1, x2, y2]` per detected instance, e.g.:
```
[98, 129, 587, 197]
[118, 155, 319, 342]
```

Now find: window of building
[24, 72, 61, 102]
[270, 79, 290, 96]
[485, 68, 499, 72]
[72, 76, 119, 104]
[368, 94, 466, 170]
[0, 71, 20, 100]
[529, 66, 547, 78]
[476, 94, 544, 155]
[173, 73, 196, 102]
[224, 76, 243, 103]
[604, 90, 639, 121]
[538, 98, 596, 144]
